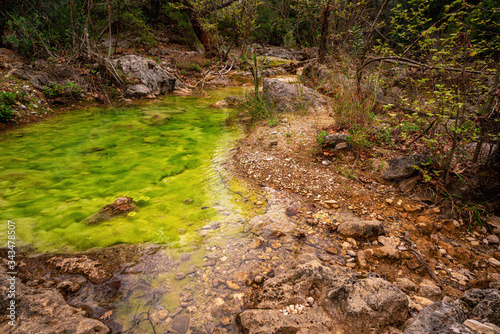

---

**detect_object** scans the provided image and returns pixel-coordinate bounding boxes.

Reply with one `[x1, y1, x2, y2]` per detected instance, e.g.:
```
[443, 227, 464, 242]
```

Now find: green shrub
[43, 82, 82, 99]
[0, 104, 14, 122]
[238, 93, 278, 124]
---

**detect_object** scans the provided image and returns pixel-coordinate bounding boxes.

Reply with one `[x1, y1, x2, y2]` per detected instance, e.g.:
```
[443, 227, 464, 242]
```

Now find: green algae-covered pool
[0, 90, 244, 252]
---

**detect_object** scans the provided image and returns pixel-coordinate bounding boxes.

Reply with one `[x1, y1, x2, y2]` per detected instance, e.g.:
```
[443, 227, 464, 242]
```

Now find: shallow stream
[0, 88, 245, 252]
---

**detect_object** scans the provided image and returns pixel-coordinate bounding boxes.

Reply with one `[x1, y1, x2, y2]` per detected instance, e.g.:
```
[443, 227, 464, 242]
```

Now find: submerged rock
[83, 197, 137, 225]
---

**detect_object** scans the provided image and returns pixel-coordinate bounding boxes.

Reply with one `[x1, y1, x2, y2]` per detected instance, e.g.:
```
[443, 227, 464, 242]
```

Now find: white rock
[463, 319, 500, 334]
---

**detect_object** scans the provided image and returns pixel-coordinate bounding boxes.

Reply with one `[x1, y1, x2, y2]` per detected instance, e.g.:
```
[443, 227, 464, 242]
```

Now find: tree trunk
[182, 0, 219, 57]
[318, 0, 332, 63]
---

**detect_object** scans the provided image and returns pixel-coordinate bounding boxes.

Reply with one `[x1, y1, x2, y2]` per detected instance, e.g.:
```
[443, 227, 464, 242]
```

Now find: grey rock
[404, 302, 467, 334]
[114, 55, 175, 97]
[263, 78, 328, 113]
[327, 277, 409, 332]
[238, 255, 408, 334]
[124, 83, 150, 98]
[236, 309, 332, 334]
[171, 314, 190, 334]
[323, 133, 349, 148]
[337, 220, 385, 240]
[383, 154, 430, 181]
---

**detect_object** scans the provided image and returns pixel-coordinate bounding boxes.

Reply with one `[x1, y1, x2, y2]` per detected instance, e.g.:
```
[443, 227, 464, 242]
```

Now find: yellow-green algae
[0, 89, 244, 252]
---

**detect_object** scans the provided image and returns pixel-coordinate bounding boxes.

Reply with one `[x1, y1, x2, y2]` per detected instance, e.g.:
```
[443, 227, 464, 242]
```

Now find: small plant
[315, 131, 327, 145]
[43, 82, 82, 100]
[238, 92, 279, 124]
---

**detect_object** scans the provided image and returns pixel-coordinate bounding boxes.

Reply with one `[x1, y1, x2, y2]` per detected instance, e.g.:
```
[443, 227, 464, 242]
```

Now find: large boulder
[114, 55, 175, 97]
[237, 255, 409, 334]
[383, 154, 430, 181]
[263, 78, 328, 113]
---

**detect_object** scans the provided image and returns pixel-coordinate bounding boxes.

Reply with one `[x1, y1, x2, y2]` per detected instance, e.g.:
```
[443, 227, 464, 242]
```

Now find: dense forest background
[1, 0, 499, 60]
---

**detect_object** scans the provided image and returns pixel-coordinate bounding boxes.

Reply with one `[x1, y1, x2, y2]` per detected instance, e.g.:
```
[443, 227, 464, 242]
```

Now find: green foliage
[0, 90, 28, 122]
[315, 131, 327, 144]
[349, 25, 365, 56]
[0, 104, 14, 123]
[177, 63, 202, 72]
[43, 82, 82, 99]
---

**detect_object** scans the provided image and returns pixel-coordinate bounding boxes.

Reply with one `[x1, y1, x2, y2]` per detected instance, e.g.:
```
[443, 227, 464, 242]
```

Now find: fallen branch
[401, 232, 443, 288]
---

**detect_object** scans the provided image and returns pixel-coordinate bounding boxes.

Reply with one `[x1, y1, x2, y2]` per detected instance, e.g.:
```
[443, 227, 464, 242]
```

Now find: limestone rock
[47, 256, 108, 284]
[383, 154, 430, 181]
[236, 309, 332, 334]
[238, 255, 408, 334]
[0, 266, 109, 334]
[337, 220, 385, 240]
[114, 55, 175, 97]
[463, 320, 500, 334]
[404, 302, 467, 334]
[124, 83, 150, 97]
[263, 78, 328, 113]
[459, 289, 500, 326]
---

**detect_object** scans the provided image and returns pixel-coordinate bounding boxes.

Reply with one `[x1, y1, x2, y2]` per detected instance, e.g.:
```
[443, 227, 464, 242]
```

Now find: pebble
[488, 258, 500, 267]
[341, 242, 351, 249]
[175, 272, 186, 280]
[463, 319, 500, 334]
[306, 297, 314, 305]
[487, 234, 499, 244]
[347, 250, 357, 257]
[357, 250, 367, 268]
[414, 296, 433, 307]
[186, 265, 198, 275]
[322, 160, 331, 166]
[254, 275, 263, 284]
[156, 309, 169, 321]
[203, 260, 216, 267]
[226, 280, 240, 291]
[325, 246, 339, 255]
